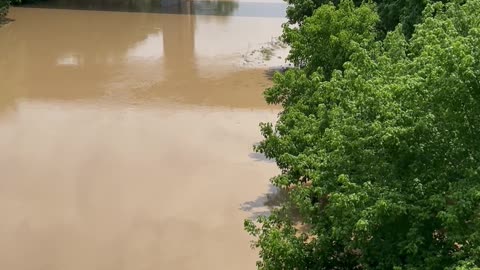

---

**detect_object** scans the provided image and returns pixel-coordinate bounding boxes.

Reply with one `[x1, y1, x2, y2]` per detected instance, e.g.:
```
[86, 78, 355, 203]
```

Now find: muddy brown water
[0, 2, 284, 269]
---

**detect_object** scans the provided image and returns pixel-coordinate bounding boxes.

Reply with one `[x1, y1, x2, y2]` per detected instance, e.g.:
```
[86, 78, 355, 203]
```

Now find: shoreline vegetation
[246, 0, 480, 269]
[0, 0, 9, 22]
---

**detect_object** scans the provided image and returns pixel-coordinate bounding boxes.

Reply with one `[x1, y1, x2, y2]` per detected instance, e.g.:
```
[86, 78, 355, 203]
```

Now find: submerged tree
[0, 0, 8, 20]
[246, 0, 480, 269]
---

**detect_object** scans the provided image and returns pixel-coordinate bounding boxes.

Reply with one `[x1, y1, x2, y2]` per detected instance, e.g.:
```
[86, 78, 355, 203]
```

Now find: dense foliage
[284, 1, 379, 78]
[246, 0, 480, 269]
[284, 0, 447, 37]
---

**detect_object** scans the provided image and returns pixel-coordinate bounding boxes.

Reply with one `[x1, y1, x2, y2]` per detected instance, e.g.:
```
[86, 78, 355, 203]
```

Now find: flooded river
[0, 1, 284, 269]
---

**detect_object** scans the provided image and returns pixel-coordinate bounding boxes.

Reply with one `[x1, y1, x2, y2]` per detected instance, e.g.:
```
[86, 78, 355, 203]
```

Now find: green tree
[284, 0, 445, 37]
[246, 0, 480, 269]
[285, 0, 361, 25]
[283, 0, 379, 78]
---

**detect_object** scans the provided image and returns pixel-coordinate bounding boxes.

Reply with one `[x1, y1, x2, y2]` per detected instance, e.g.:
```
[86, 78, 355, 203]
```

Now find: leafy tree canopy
[283, 1, 379, 77]
[246, 0, 480, 269]
[285, 0, 447, 37]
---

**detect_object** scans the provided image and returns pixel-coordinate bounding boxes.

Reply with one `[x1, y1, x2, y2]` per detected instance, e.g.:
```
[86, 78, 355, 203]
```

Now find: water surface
[0, 2, 283, 269]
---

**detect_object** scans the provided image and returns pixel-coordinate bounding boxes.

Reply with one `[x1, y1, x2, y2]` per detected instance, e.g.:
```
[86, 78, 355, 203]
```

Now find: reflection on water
[0, 7, 285, 109]
[126, 32, 164, 61]
[23, 0, 287, 17]
[56, 53, 83, 66]
[0, 4, 282, 270]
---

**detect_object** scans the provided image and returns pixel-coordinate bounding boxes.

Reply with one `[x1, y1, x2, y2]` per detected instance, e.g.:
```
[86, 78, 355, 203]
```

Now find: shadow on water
[263, 66, 291, 80]
[249, 152, 275, 164]
[22, 0, 287, 18]
[240, 184, 288, 220]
